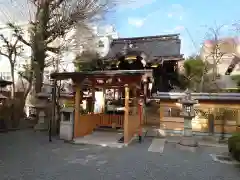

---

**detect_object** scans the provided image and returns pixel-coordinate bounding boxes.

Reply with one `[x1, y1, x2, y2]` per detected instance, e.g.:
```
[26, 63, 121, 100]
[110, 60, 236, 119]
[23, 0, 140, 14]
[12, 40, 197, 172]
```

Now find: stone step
[94, 127, 123, 132]
[148, 138, 166, 153]
[143, 128, 165, 137]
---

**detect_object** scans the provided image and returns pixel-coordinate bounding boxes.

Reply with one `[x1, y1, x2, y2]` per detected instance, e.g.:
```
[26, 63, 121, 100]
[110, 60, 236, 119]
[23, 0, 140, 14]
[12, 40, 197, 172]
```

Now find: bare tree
[74, 50, 101, 71]
[205, 25, 226, 79]
[17, 61, 34, 101]
[0, 31, 24, 98]
[232, 21, 240, 32]
[200, 23, 240, 92]
[200, 25, 229, 91]
[8, 0, 119, 93]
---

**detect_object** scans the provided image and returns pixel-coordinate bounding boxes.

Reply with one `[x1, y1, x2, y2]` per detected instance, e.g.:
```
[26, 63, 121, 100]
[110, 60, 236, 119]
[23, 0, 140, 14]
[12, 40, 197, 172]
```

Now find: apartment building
[200, 37, 240, 75]
[200, 37, 240, 89]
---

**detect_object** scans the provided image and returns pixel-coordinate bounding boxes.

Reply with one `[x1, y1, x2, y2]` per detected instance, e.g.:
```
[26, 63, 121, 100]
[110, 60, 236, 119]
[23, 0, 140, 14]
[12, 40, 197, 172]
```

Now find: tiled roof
[104, 34, 181, 60]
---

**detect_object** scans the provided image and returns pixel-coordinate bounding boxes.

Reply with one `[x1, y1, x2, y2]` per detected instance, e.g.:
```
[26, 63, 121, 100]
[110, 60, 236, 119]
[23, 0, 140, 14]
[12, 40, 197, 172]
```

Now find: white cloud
[163, 25, 185, 34]
[171, 4, 184, 11]
[128, 17, 145, 27]
[167, 3, 185, 21]
[167, 13, 173, 18]
[117, 0, 157, 10]
[127, 8, 165, 28]
[174, 25, 185, 31]
[163, 29, 174, 34]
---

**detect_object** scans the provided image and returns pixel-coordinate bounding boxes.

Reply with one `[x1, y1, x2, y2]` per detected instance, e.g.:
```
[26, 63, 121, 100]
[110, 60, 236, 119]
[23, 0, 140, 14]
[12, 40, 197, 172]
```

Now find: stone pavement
[164, 135, 228, 148]
[1, 130, 240, 180]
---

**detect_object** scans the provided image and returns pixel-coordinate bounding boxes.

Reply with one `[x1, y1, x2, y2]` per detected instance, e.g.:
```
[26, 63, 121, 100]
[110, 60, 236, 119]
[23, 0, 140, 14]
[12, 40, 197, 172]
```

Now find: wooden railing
[98, 114, 124, 128]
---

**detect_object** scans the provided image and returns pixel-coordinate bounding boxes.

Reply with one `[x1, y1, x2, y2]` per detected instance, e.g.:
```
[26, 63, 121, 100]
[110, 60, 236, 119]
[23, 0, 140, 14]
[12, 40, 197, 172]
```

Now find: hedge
[228, 132, 240, 161]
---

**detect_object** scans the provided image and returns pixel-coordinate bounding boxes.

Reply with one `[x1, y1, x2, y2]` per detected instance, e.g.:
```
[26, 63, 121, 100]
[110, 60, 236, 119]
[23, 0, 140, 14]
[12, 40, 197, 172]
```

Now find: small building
[103, 34, 184, 92]
[50, 70, 152, 147]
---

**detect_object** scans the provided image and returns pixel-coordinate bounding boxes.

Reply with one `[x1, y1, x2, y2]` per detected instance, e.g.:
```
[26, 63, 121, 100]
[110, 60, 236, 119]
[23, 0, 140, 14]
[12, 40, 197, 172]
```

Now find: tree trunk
[32, 34, 46, 93]
[34, 65, 44, 93]
[10, 64, 15, 98]
[32, 2, 50, 93]
[10, 64, 16, 127]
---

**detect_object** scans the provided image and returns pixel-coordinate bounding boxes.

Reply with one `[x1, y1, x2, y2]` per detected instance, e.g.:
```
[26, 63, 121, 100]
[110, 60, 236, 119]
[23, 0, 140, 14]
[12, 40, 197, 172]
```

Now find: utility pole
[52, 52, 60, 135]
[49, 40, 61, 141]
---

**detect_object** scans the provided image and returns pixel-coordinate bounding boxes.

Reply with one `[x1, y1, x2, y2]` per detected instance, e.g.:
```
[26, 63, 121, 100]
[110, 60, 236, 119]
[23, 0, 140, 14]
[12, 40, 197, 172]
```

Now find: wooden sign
[63, 100, 75, 108]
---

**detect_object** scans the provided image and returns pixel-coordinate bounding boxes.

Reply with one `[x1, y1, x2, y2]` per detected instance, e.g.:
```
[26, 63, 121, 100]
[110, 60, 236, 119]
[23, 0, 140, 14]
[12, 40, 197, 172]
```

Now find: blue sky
[108, 0, 240, 56]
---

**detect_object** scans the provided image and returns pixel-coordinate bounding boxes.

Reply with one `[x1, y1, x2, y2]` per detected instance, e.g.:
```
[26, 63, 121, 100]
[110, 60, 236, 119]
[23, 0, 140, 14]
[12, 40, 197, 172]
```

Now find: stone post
[39, 111, 46, 124]
[178, 90, 198, 149]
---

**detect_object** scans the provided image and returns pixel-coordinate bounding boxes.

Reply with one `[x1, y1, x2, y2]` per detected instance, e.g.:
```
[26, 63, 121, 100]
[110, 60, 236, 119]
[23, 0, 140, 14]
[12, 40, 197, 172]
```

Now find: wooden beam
[160, 101, 240, 109]
[124, 84, 129, 144]
[132, 85, 137, 115]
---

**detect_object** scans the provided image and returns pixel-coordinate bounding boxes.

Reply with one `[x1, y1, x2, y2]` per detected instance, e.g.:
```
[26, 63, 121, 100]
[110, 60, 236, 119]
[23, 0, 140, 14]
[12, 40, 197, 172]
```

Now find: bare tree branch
[5, 0, 123, 93]
[0, 30, 25, 98]
[7, 23, 31, 47]
[46, 46, 60, 53]
[50, 0, 66, 11]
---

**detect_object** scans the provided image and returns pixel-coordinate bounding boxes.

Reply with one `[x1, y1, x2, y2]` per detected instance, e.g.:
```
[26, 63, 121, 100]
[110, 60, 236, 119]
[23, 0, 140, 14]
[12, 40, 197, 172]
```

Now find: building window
[98, 40, 104, 47]
[1, 72, 11, 81]
[62, 112, 71, 122]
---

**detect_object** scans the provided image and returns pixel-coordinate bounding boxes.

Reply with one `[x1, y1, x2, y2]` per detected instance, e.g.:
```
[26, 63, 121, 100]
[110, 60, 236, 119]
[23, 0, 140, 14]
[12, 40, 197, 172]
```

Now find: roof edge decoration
[113, 34, 180, 42]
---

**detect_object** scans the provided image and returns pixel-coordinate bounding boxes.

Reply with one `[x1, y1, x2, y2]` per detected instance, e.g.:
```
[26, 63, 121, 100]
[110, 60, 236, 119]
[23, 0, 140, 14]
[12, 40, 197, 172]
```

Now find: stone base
[143, 128, 162, 137]
[34, 123, 48, 131]
[179, 136, 198, 147]
[176, 143, 198, 152]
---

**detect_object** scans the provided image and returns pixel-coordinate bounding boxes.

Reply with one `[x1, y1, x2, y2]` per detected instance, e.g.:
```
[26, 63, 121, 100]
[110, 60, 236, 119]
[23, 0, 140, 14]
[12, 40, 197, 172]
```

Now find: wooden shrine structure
[51, 70, 152, 144]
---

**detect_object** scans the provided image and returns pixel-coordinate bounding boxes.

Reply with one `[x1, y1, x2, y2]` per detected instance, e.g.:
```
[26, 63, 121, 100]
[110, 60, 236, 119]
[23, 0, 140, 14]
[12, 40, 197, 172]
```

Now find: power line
[184, 27, 198, 52]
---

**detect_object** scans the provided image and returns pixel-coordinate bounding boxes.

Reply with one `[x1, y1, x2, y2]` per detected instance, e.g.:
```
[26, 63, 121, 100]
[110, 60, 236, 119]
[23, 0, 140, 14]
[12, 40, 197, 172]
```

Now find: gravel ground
[0, 130, 240, 180]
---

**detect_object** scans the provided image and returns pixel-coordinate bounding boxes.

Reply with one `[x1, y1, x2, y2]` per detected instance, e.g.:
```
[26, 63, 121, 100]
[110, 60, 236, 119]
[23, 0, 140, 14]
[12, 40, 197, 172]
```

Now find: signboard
[63, 100, 75, 108]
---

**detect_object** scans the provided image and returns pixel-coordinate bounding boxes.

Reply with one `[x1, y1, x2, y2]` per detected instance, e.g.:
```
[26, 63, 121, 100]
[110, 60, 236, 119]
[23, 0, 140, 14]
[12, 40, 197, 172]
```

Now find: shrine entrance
[51, 70, 151, 146]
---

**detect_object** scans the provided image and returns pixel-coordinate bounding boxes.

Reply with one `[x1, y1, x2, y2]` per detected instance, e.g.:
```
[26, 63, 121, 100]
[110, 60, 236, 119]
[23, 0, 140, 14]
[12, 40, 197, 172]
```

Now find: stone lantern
[178, 90, 198, 148]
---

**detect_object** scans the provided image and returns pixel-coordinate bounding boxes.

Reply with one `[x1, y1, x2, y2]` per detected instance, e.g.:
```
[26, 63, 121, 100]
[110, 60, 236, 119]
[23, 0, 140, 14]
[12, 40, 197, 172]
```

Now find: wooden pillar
[92, 85, 95, 113]
[159, 102, 164, 129]
[143, 82, 147, 104]
[74, 83, 81, 138]
[132, 85, 137, 115]
[102, 85, 106, 113]
[124, 85, 129, 144]
[51, 79, 57, 135]
[237, 109, 240, 132]
[113, 88, 116, 100]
